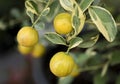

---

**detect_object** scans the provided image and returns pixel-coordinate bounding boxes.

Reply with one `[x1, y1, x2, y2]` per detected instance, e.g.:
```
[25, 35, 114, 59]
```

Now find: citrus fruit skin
[17, 26, 39, 47]
[31, 43, 45, 58]
[70, 64, 80, 77]
[50, 52, 75, 77]
[18, 45, 33, 55]
[53, 13, 73, 34]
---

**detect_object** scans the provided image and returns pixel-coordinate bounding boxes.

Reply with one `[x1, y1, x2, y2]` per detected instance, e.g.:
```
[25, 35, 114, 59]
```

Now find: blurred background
[0, 0, 120, 84]
[0, 0, 50, 84]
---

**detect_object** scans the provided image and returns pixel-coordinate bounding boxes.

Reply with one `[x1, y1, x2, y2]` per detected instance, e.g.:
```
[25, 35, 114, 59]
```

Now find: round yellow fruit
[31, 43, 45, 58]
[17, 26, 39, 47]
[18, 45, 33, 55]
[53, 13, 73, 34]
[70, 64, 80, 77]
[50, 52, 75, 77]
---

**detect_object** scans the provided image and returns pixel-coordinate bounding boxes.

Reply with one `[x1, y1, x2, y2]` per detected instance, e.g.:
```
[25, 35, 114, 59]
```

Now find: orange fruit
[31, 43, 46, 58]
[53, 13, 73, 34]
[18, 45, 33, 55]
[17, 26, 39, 47]
[50, 52, 75, 77]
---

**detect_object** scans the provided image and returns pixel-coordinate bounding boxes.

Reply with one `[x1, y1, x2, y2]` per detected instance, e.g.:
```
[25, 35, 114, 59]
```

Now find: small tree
[17, 0, 120, 84]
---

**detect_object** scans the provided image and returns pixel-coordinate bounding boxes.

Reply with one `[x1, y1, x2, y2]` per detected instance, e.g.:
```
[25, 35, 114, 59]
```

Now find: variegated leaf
[88, 6, 117, 42]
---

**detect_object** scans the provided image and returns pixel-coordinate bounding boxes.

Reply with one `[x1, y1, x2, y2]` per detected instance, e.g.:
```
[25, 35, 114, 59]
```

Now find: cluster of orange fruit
[17, 26, 45, 58]
[16, 12, 80, 77]
[50, 13, 80, 77]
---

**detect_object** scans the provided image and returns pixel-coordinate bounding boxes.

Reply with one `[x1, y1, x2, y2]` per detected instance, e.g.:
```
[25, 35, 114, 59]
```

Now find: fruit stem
[66, 47, 70, 54]
[66, 33, 76, 44]
[31, 0, 50, 28]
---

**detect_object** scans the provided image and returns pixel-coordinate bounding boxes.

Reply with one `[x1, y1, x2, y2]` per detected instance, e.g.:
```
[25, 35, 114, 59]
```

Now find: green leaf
[46, 1, 60, 22]
[70, 49, 96, 66]
[77, 53, 91, 66]
[34, 22, 45, 30]
[58, 76, 74, 84]
[25, 0, 39, 15]
[87, 54, 103, 66]
[94, 72, 108, 84]
[88, 6, 117, 42]
[78, 34, 99, 48]
[59, 0, 74, 12]
[26, 10, 34, 23]
[71, 2, 86, 37]
[41, 7, 50, 16]
[69, 37, 83, 49]
[44, 32, 66, 45]
[93, 0, 101, 5]
[80, 0, 94, 12]
[72, 14, 80, 34]
[110, 50, 120, 66]
[116, 75, 120, 84]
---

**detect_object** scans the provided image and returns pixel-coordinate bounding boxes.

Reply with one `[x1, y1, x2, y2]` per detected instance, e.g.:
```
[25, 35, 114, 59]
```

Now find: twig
[31, 0, 50, 28]
[80, 64, 104, 72]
